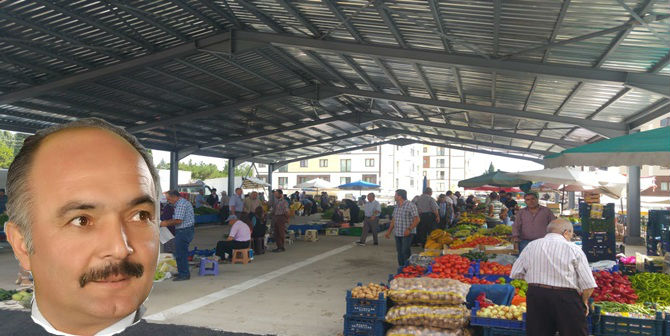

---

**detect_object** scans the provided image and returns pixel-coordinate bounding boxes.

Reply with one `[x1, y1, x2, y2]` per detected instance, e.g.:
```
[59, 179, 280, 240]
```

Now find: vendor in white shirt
[215, 215, 251, 261]
[511, 218, 596, 336]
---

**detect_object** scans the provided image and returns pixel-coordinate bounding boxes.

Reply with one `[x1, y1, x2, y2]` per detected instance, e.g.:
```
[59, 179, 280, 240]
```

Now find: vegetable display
[0, 288, 18, 301]
[479, 262, 512, 276]
[595, 302, 657, 319]
[351, 283, 388, 300]
[389, 278, 470, 305]
[475, 303, 526, 321]
[629, 273, 670, 305]
[386, 326, 469, 336]
[449, 235, 502, 249]
[429, 255, 472, 277]
[592, 271, 638, 304]
[510, 279, 528, 298]
[460, 251, 492, 262]
[385, 305, 470, 329]
[395, 266, 427, 279]
[458, 213, 486, 226]
[489, 225, 513, 236]
[425, 230, 453, 250]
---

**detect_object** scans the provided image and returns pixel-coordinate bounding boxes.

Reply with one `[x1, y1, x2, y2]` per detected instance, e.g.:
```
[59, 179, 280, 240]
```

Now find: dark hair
[395, 189, 407, 200]
[524, 192, 539, 199]
[211, 188, 217, 191]
[0, 189, 5, 193]
[423, 187, 432, 194]
[446, 190, 453, 196]
[167, 190, 181, 197]
[490, 192, 499, 200]
[275, 189, 283, 195]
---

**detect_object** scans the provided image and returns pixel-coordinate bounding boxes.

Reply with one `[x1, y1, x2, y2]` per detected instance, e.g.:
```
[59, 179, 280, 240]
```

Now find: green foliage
[0, 142, 12, 169]
[156, 159, 250, 180]
[0, 131, 29, 168]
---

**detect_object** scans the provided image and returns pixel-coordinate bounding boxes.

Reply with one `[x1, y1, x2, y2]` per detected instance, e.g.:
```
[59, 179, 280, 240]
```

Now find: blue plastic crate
[482, 327, 525, 336]
[194, 214, 219, 224]
[470, 304, 525, 330]
[346, 283, 388, 319]
[343, 315, 385, 336]
[594, 306, 664, 336]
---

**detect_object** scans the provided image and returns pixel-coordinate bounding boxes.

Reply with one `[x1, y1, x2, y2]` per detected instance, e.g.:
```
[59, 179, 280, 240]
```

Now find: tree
[155, 159, 250, 180]
[156, 159, 170, 169]
[484, 162, 496, 175]
[0, 141, 13, 168]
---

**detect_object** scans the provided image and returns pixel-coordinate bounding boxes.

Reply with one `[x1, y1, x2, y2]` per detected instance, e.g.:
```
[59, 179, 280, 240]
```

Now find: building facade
[421, 146, 467, 194]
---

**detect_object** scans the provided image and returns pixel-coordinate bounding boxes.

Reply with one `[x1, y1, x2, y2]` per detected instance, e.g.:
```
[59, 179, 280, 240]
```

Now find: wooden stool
[232, 249, 251, 264]
[305, 229, 318, 242]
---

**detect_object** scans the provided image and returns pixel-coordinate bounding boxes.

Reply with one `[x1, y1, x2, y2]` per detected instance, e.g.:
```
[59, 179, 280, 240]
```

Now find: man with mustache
[4, 118, 161, 335]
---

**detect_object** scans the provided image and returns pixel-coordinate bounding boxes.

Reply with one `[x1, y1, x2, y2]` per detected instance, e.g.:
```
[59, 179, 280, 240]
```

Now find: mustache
[79, 259, 144, 288]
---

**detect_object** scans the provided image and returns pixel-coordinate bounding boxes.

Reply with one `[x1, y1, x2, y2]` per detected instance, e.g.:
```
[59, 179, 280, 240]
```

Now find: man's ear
[5, 222, 32, 271]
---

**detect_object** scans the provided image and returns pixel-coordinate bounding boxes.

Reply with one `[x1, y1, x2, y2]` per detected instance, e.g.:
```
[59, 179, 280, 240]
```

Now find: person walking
[357, 193, 381, 246]
[511, 219, 596, 336]
[512, 192, 557, 252]
[385, 189, 419, 266]
[414, 187, 439, 246]
[161, 190, 195, 281]
[229, 187, 244, 219]
[270, 189, 289, 253]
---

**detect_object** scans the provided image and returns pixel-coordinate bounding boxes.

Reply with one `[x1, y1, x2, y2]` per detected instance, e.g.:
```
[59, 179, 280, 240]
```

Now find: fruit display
[488, 225, 512, 236]
[449, 235, 503, 249]
[458, 212, 486, 226]
[510, 279, 528, 298]
[592, 271, 638, 304]
[385, 305, 469, 329]
[351, 283, 388, 300]
[479, 262, 512, 276]
[389, 277, 471, 305]
[425, 230, 453, 250]
[395, 265, 427, 279]
[476, 303, 526, 321]
[386, 326, 470, 336]
[426, 272, 493, 284]
[447, 225, 478, 236]
[629, 273, 670, 305]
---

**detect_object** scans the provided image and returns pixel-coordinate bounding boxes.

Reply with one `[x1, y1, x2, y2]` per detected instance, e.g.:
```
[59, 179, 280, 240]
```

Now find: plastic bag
[386, 325, 470, 336]
[385, 304, 469, 329]
[389, 278, 470, 305]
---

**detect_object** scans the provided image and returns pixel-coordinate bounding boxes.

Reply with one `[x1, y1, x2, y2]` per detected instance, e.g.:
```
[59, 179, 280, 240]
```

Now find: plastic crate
[343, 315, 385, 336]
[482, 327, 525, 336]
[194, 214, 219, 224]
[470, 304, 525, 330]
[594, 306, 664, 336]
[346, 283, 388, 319]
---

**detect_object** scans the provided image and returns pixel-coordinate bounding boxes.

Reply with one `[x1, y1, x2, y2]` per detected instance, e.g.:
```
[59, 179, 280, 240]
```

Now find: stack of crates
[343, 283, 388, 336]
[646, 210, 670, 257]
[579, 203, 616, 262]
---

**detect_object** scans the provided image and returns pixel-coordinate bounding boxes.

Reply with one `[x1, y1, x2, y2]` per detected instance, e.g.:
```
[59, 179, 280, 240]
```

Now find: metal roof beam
[274, 140, 393, 166]
[276, 0, 321, 37]
[626, 99, 670, 130]
[234, 30, 669, 88]
[324, 86, 626, 132]
[415, 140, 543, 164]
[127, 85, 330, 133]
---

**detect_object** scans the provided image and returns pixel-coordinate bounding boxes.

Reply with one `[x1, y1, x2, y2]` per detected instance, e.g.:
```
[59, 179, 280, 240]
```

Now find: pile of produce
[426, 273, 493, 285]
[449, 234, 503, 249]
[595, 302, 658, 319]
[629, 273, 670, 305]
[488, 225, 512, 236]
[475, 303, 526, 321]
[385, 305, 469, 329]
[395, 266, 427, 279]
[350, 283, 388, 299]
[458, 213, 486, 226]
[592, 271, 638, 304]
[386, 326, 470, 336]
[0, 288, 18, 301]
[447, 225, 478, 238]
[460, 251, 492, 262]
[510, 279, 528, 298]
[194, 206, 219, 215]
[479, 262, 512, 276]
[389, 278, 470, 305]
[429, 255, 472, 278]
[409, 255, 436, 268]
[425, 230, 453, 250]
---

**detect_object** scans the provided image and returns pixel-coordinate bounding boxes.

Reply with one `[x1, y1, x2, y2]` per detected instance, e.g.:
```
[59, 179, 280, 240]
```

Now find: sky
[151, 149, 544, 174]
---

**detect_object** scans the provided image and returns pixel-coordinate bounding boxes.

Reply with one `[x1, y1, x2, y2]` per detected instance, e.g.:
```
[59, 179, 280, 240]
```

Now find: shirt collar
[31, 297, 142, 336]
[545, 233, 566, 240]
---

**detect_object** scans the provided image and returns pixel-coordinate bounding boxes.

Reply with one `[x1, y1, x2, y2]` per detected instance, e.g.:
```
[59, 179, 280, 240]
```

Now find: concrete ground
[0, 214, 407, 336]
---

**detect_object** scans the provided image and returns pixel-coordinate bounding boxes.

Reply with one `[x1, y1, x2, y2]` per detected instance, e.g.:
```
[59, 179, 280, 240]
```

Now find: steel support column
[625, 165, 644, 245]
[227, 158, 237, 197]
[169, 151, 179, 191]
[267, 164, 274, 198]
[568, 191, 576, 210]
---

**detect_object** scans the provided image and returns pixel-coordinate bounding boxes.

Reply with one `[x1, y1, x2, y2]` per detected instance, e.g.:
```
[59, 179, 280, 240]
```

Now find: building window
[340, 159, 351, 172]
[423, 156, 430, 168]
[300, 160, 308, 168]
[297, 176, 309, 184]
[362, 174, 377, 184]
[436, 159, 445, 168]
[319, 159, 328, 167]
[423, 146, 428, 153]
[278, 177, 288, 187]
[438, 182, 445, 191]
[410, 178, 414, 187]
[363, 146, 377, 151]
[340, 177, 351, 185]
[365, 158, 375, 167]
[258, 163, 267, 168]
[438, 171, 445, 180]
[395, 178, 399, 188]
[662, 182, 669, 191]
[278, 165, 288, 172]
[437, 148, 445, 156]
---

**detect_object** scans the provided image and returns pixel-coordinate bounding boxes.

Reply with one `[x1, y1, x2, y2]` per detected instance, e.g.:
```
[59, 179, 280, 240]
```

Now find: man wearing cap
[215, 215, 251, 262]
[161, 190, 195, 281]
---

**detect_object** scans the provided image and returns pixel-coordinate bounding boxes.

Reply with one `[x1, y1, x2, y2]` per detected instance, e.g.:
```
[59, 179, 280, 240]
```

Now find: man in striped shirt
[510, 218, 596, 336]
[385, 189, 420, 266]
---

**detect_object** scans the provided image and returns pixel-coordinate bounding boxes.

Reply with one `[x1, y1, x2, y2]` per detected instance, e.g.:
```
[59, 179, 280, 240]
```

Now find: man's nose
[99, 218, 133, 260]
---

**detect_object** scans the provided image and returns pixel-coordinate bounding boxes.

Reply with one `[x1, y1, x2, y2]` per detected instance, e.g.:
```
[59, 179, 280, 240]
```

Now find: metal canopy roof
[0, 0, 668, 165]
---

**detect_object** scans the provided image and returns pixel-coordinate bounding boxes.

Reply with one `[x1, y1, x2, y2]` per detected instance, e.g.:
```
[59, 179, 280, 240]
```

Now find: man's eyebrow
[57, 202, 100, 218]
[129, 195, 156, 208]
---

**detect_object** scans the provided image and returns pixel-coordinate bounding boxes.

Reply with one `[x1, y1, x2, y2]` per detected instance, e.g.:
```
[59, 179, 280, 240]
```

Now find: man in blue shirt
[194, 189, 206, 208]
[229, 187, 244, 219]
[161, 190, 195, 281]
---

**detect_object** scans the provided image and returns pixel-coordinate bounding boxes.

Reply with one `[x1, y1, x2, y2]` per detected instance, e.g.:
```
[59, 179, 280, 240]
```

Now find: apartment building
[421, 146, 467, 194]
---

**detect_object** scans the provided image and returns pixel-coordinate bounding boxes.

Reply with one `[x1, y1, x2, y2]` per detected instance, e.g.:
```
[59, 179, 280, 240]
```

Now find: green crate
[339, 227, 363, 236]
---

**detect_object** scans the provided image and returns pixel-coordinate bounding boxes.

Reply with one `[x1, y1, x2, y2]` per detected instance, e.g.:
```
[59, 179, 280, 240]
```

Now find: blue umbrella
[338, 180, 381, 190]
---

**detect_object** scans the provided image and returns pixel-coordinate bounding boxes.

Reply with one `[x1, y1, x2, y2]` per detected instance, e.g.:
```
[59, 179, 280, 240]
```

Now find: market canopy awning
[544, 127, 670, 168]
[338, 180, 381, 190]
[508, 167, 627, 198]
[240, 177, 271, 189]
[294, 178, 336, 190]
[458, 171, 531, 188]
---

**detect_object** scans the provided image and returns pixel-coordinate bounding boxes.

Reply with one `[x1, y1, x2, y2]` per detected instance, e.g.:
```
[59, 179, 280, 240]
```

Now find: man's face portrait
[236, 188, 243, 197]
[6, 127, 159, 334]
